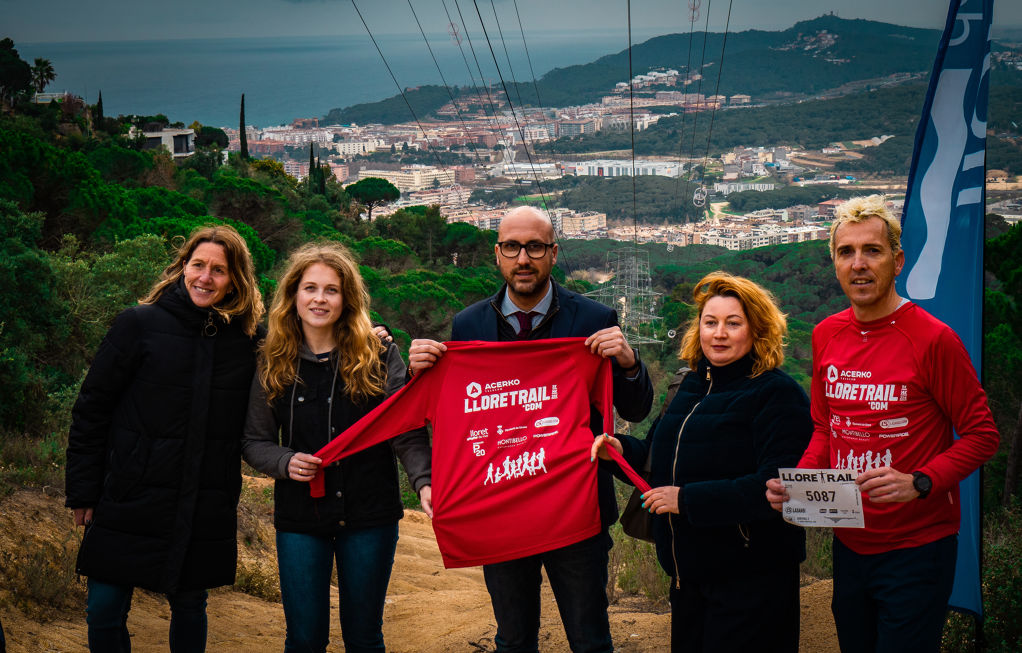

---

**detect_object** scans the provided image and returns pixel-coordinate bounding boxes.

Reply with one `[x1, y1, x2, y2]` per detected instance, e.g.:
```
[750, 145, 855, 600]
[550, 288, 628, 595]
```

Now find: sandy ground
[0, 488, 837, 652]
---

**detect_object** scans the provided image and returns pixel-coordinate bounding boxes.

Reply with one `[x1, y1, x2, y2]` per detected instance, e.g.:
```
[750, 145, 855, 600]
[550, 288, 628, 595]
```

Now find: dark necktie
[514, 311, 539, 337]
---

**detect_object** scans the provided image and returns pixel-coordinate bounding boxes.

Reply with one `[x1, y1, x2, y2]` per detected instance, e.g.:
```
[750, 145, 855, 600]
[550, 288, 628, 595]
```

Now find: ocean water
[19, 30, 642, 129]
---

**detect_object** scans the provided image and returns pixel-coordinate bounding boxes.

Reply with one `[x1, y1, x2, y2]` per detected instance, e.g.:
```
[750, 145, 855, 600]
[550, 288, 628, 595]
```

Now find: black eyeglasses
[497, 241, 555, 259]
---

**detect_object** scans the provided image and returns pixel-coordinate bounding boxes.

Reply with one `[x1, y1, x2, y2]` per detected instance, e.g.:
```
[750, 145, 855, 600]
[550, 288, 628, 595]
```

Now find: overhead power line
[350, 0, 451, 175]
[439, 0, 521, 177]
[406, 0, 483, 162]
[697, 0, 734, 192]
[451, 0, 523, 183]
[471, 0, 552, 211]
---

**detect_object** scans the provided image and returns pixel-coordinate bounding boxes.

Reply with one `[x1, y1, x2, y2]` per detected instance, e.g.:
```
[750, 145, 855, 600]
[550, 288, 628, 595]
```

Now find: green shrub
[943, 505, 1022, 652]
[398, 466, 422, 511]
[801, 527, 833, 580]
[607, 522, 670, 606]
[233, 559, 281, 602]
[0, 529, 85, 619]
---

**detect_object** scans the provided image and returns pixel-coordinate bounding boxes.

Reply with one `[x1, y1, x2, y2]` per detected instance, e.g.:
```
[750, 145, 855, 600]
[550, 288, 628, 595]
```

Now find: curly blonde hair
[259, 242, 386, 402]
[829, 194, 902, 258]
[140, 225, 264, 336]
[678, 271, 787, 377]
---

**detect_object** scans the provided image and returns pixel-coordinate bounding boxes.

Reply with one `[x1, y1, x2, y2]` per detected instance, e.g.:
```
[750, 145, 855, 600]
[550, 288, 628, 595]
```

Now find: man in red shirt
[410, 206, 653, 653]
[766, 195, 998, 651]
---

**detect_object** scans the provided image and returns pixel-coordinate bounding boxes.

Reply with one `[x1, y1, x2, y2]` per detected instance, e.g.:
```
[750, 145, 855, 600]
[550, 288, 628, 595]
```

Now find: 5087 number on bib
[778, 468, 864, 529]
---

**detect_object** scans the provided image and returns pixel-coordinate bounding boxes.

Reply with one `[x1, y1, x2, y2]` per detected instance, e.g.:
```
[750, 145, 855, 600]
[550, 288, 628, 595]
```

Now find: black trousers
[670, 564, 800, 653]
[483, 532, 613, 653]
[832, 534, 957, 653]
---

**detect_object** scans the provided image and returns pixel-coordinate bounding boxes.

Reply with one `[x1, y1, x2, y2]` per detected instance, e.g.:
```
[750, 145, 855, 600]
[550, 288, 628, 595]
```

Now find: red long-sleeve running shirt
[798, 303, 999, 554]
[309, 338, 646, 568]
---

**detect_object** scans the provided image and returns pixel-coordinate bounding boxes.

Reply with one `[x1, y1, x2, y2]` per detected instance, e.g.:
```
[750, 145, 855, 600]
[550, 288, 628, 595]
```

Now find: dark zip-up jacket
[242, 341, 431, 535]
[616, 354, 811, 581]
[65, 280, 260, 593]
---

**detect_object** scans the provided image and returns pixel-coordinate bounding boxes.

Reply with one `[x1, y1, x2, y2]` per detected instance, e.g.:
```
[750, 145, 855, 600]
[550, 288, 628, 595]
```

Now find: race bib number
[777, 468, 864, 529]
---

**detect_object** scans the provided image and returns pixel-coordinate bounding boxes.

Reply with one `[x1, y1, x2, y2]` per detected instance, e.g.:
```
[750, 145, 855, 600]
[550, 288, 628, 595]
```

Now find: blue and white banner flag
[897, 0, 993, 617]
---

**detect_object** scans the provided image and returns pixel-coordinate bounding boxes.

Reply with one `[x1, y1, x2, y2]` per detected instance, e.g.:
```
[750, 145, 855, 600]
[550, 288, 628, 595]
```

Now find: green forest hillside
[324, 15, 944, 121]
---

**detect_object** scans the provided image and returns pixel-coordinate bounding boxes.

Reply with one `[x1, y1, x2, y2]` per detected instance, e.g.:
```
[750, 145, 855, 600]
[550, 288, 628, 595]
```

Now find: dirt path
[1, 490, 837, 652]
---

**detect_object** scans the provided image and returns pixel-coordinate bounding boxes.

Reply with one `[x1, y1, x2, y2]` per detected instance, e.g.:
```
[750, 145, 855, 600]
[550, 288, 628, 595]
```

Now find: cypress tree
[95, 90, 104, 125]
[239, 93, 249, 159]
[308, 144, 316, 193]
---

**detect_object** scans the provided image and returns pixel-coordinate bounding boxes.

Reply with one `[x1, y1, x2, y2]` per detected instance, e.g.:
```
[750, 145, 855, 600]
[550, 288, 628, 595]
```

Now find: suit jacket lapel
[481, 299, 501, 341]
[549, 283, 577, 339]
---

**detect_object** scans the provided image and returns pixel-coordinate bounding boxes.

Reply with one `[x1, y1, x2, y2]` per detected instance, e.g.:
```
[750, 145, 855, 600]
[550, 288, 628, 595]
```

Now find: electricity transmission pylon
[586, 248, 662, 347]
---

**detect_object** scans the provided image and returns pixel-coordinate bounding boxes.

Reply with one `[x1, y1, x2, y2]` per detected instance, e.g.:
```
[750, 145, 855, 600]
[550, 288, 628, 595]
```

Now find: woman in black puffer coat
[595, 272, 812, 653]
[65, 225, 264, 653]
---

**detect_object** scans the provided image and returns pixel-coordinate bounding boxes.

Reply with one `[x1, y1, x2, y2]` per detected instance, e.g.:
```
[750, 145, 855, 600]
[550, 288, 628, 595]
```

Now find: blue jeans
[832, 534, 957, 653]
[482, 532, 613, 653]
[276, 523, 399, 653]
[86, 578, 208, 652]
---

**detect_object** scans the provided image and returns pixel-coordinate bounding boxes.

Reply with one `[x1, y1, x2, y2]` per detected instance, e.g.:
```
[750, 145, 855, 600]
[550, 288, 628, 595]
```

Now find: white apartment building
[260, 127, 333, 145]
[700, 225, 826, 251]
[562, 159, 683, 178]
[522, 124, 558, 141]
[332, 140, 379, 156]
[357, 165, 456, 192]
[560, 211, 607, 235]
[407, 185, 471, 206]
[713, 181, 776, 195]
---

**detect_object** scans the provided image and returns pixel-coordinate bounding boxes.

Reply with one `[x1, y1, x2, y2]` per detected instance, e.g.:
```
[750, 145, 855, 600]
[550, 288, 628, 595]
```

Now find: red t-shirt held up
[309, 337, 647, 568]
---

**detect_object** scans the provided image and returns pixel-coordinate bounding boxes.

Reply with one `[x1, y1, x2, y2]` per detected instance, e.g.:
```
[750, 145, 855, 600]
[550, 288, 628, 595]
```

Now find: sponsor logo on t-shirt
[464, 383, 555, 414]
[879, 431, 910, 439]
[840, 429, 871, 439]
[825, 381, 904, 407]
[880, 417, 909, 429]
[467, 428, 489, 441]
[828, 365, 874, 383]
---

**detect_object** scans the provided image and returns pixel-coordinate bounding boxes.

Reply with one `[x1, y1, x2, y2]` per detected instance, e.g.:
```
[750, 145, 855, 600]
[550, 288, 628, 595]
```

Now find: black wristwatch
[912, 471, 932, 499]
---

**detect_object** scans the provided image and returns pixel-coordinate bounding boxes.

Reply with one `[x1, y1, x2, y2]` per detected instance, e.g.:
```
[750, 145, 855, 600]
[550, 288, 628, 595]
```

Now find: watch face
[914, 474, 932, 494]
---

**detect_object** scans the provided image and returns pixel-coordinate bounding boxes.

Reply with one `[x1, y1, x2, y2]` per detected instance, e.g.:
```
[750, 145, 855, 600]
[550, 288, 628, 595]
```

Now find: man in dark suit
[409, 206, 653, 653]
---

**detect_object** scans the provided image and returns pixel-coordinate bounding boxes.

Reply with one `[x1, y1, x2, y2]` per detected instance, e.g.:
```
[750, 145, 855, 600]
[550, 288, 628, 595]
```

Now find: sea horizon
[16, 29, 664, 129]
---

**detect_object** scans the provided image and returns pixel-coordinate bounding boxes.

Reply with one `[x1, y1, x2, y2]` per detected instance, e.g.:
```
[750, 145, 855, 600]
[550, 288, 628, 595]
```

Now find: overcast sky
[4, 0, 1020, 44]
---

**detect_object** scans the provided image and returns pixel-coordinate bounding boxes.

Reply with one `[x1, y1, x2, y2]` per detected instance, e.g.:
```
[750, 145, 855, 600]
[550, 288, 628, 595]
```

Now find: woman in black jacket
[65, 225, 265, 652]
[242, 242, 431, 653]
[594, 272, 811, 653]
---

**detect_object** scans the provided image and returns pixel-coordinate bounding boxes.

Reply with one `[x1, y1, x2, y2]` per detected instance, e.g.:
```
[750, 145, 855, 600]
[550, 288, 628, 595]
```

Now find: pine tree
[239, 93, 249, 159]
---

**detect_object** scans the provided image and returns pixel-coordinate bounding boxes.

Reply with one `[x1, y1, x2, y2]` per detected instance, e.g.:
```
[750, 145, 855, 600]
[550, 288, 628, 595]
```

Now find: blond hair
[140, 224, 264, 336]
[678, 272, 787, 377]
[259, 242, 386, 402]
[829, 195, 902, 258]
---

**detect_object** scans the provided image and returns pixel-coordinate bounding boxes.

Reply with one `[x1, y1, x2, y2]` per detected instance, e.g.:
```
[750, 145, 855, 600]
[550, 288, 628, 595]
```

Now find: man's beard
[506, 265, 548, 297]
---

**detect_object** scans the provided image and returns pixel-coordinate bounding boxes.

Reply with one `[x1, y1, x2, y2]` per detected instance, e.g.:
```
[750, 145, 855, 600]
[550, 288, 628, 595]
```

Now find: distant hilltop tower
[586, 248, 663, 347]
